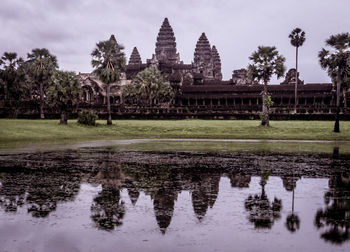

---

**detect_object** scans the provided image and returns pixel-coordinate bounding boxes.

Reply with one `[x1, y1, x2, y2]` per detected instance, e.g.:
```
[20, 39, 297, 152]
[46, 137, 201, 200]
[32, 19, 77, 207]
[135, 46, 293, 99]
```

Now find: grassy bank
[0, 119, 350, 148]
[109, 140, 350, 155]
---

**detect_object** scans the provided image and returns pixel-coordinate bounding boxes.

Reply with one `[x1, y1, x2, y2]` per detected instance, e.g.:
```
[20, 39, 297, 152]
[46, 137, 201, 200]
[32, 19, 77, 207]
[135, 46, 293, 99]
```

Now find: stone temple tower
[154, 18, 180, 64]
[128, 47, 142, 65]
[211, 45, 222, 80]
[193, 33, 222, 81]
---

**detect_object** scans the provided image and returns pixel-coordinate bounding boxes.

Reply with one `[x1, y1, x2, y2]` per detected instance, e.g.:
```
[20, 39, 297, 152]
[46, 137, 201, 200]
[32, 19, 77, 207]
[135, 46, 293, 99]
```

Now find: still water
[0, 148, 350, 252]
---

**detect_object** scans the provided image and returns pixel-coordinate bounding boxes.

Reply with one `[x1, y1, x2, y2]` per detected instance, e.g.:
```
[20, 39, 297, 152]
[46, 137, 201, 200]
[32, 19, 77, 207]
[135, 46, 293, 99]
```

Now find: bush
[77, 110, 98, 126]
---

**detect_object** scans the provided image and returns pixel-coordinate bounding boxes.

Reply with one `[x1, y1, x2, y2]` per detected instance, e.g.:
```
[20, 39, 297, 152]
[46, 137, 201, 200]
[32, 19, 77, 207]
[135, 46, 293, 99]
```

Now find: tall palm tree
[26, 48, 58, 119]
[248, 46, 286, 126]
[319, 33, 350, 132]
[91, 35, 126, 125]
[289, 28, 306, 113]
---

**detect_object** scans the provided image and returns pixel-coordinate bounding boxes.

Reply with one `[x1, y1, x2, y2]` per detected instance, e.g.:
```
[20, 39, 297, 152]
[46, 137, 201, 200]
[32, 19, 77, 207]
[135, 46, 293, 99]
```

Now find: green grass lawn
[0, 119, 350, 149]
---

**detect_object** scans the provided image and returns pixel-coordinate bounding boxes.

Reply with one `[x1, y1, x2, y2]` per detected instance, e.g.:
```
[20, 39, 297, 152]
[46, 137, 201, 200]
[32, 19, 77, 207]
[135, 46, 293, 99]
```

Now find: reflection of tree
[90, 161, 125, 231]
[91, 185, 125, 231]
[0, 169, 80, 217]
[283, 174, 300, 233]
[191, 173, 220, 221]
[244, 173, 282, 229]
[314, 172, 350, 244]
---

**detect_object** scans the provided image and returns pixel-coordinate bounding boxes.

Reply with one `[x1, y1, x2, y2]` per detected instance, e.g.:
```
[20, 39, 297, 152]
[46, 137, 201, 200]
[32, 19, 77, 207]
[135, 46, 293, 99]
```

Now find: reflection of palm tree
[91, 185, 125, 231]
[245, 173, 282, 229]
[90, 159, 126, 231]
[314, 172, 350, 244]
[284, 174, 300, 233]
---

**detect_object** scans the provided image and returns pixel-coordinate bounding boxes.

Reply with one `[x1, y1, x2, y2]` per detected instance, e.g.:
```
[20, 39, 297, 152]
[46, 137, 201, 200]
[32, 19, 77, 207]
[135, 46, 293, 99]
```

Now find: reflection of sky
[0, 176, 345, 252]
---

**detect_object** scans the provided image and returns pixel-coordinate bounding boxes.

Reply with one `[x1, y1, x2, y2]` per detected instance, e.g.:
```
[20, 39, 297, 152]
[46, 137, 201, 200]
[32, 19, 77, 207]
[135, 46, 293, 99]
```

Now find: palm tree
[248, 46, 286, 126]
[289, 28, 306, 113]
[319, 33, 350, 132]
[91, 35, 126, 125]
[26, 48, 58, 119]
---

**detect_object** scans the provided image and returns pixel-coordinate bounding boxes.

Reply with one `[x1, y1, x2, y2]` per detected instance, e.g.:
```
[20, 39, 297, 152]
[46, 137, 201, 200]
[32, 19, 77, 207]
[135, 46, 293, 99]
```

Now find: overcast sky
[1, 0, 349, 83]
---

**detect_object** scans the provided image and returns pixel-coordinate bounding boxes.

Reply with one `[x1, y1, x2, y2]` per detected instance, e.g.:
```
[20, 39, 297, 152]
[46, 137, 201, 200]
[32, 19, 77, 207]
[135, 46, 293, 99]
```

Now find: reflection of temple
[228, 173, 251, 188]
[153, 188, 177, 234]
[78, 17, 341, 116]
[281, 175, 300, 192]
[191, 173, 220, 221]
[2, 149, 350, 236]
[0, 168, 81, 218]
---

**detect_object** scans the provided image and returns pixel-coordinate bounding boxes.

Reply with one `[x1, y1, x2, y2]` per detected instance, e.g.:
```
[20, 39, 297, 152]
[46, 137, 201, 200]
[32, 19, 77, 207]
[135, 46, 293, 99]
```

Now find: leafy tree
[0, 52, 31, 118]
[91, 35, 126, 125]
[244, 173, 282, 229]
[47, 71, 82, 125]
[26, 48, 58, 119]
[319, 33, 350, 132]
[122, 67, 174, 107]
[289, 28, 306, 113]
[314, 172, 350, 244]
[248, 46, 286, 126]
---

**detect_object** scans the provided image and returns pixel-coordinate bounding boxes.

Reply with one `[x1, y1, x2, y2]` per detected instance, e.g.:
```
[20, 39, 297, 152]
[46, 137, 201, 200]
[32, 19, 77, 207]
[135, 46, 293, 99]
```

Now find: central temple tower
[153, 18, 180, 64]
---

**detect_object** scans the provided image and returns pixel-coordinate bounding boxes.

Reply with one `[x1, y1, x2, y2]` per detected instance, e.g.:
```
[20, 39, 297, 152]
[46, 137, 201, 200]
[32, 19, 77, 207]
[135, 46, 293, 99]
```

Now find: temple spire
[155, 18, 180, 64]
[193, 32, 214, 79]
[211, 45, 223, 80]
[109, 34, 117, 43]
[128, 47, 142, 65]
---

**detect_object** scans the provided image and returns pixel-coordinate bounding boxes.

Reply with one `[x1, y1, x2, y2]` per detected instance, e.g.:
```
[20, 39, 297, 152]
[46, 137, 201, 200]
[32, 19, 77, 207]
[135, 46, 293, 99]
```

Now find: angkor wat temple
[77, 18, 348, 119]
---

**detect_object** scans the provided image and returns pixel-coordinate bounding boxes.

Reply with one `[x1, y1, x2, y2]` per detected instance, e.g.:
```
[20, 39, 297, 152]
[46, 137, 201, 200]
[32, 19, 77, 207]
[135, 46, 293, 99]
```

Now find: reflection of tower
[153, 188, 177, 234]
[125, 180, 140, 206]
[228, 173, 251, 188]
[191, 174, 220, 220]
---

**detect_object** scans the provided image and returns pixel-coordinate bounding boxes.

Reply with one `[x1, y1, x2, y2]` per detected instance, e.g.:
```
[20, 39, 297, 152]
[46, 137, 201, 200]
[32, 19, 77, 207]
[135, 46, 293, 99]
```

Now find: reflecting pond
[0, 147, 350, 252]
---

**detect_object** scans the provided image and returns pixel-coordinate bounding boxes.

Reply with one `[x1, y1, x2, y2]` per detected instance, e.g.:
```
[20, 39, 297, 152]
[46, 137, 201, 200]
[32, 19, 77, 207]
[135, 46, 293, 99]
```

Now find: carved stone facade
[232, 69, 255, 85]
[77, 17, 337, 114]
[128, 47, 142, 65]
[280, 68, 304, 85]
[78, 73, 130, 104]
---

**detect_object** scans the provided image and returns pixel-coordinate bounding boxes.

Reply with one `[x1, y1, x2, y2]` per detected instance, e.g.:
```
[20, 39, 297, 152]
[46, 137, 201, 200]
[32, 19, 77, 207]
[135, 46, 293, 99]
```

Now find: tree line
[1, 30, 350, 132]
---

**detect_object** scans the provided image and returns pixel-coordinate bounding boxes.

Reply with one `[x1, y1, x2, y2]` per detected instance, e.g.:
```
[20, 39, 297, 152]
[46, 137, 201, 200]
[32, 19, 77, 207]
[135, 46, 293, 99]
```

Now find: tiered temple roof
[194, 33, 212, 69]
[211, 45, 222, 80]
[155, 18, 180, 64]
[128, 47, 142, 65]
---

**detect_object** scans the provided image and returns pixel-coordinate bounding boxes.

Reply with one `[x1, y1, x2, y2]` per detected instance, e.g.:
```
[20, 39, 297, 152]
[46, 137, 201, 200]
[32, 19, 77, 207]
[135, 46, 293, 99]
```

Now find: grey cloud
[0, 0, 349, 82]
